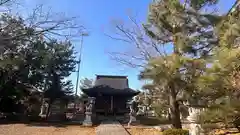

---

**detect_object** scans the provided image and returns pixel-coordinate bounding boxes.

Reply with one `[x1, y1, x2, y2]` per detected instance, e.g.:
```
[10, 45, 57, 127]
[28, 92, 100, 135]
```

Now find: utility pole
[74, 33, 89, 110]
[228, 0, 240, 14]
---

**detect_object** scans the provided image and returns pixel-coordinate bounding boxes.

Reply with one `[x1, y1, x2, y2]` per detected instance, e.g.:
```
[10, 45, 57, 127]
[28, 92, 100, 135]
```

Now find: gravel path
[0, 124, 95, 135]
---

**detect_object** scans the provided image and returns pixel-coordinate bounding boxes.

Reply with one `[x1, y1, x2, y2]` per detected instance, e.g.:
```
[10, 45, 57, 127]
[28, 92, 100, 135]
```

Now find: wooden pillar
[111, 96, 113, 113]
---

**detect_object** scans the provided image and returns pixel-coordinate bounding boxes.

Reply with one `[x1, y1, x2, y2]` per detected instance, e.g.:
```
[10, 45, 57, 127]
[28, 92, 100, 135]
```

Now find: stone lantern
[183, 100, 205, 135]
[83, 97, 96, 126]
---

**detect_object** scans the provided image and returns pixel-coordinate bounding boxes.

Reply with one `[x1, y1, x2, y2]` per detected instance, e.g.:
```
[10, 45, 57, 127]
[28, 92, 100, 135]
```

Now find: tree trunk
[170, 28, 182, 129]
[169, 84, 182, 129]
[170, 95, 182, 128]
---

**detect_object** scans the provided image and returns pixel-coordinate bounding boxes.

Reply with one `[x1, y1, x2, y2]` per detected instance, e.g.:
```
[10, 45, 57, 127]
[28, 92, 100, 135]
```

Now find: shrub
[137, 116, 164, 126]
[198, 98, 240, 132]
[201, 123, 219, 134]
[163, 129, 189, 135]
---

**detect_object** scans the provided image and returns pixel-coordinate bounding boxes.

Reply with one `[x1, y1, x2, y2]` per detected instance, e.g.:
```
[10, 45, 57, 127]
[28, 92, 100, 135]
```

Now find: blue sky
[15, 0, 236, 94]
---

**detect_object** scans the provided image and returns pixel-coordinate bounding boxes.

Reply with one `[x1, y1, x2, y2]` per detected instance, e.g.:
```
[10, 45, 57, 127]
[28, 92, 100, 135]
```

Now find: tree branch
[106, 15, 168, 68]
[0, 0, 11, 6]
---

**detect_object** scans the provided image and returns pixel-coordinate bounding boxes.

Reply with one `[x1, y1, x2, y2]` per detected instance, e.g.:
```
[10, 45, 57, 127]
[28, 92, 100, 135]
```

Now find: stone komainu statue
[130, 101, 138, 116]
[131, 100, 139, 114]
[86, 103, 93, 112]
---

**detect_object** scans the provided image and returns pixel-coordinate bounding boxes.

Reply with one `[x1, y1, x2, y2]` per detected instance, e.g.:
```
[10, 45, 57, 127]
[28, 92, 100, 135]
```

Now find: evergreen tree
[140, 0, 221, 128]
[0, 14, 77, 114]
[197, 2, 240, 130]
[42, 40, 76, 117]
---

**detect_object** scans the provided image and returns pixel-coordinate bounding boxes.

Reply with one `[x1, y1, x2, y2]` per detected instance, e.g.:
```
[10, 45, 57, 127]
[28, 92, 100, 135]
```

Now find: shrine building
[82, 75, 140, 116]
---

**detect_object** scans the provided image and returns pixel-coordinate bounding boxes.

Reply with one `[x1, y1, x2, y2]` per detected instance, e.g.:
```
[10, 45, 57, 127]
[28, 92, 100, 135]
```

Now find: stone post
[83, 97, 96, 126]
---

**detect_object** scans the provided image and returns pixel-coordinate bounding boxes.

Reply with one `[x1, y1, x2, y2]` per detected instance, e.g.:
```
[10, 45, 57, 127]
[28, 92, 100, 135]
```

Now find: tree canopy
[0, 2, 79, 114]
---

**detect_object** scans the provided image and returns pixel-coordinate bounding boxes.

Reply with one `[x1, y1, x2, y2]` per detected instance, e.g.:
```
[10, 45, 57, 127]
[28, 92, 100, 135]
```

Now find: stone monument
[83, 97, 95, 126]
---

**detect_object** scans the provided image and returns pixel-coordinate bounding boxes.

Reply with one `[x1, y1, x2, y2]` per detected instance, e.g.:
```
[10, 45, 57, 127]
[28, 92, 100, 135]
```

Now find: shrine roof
[94, 74, 129, 90]
[82, 85, 140, 97]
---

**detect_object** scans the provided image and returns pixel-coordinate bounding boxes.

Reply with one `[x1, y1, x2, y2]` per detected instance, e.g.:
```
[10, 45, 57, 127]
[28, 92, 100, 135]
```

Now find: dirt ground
[0, 124, 95, 135]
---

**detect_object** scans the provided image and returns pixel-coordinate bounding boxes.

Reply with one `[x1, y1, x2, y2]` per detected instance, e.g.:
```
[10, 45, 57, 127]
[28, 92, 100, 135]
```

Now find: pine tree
[0, 14, 77, 113]
[140, 0, 221, 128]
[197, 2, 240, 130]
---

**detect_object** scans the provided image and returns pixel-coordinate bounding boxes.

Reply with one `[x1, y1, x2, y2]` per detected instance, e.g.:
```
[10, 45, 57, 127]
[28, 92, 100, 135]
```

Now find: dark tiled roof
[95, 74, 129, 89]
[82, 85, 140, 97]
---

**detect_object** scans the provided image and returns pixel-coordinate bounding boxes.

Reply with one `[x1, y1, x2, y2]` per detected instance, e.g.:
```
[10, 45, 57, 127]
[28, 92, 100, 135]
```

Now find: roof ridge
[96, 74, 128, 79]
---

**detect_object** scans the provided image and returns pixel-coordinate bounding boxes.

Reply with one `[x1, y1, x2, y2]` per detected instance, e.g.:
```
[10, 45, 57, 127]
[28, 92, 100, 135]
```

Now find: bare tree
[0, 4, 85, 43]
[106, 15, 167, 69]
[26, 5, 85, 40]
[80, 78, 94, 89]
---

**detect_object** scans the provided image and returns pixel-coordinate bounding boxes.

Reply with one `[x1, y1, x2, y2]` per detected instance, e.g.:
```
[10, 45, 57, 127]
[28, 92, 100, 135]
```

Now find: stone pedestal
[83, 112, 93, 126]
[189, 123, 202, 135]
[127, 113, 141, 127]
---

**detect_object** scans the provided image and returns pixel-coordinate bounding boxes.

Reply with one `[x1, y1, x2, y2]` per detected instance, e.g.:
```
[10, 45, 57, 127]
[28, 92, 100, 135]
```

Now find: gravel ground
[0, 124, 95, 135]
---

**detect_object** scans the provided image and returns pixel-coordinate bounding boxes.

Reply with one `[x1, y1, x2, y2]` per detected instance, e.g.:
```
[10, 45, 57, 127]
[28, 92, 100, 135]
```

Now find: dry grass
[0, 124, 95, 135]
[207, 129, 240, 135]
[126, 127, 162, 135]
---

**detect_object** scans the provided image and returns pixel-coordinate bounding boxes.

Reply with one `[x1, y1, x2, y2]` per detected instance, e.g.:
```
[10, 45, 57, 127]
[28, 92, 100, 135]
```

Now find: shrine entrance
[95, 94, 129, 116]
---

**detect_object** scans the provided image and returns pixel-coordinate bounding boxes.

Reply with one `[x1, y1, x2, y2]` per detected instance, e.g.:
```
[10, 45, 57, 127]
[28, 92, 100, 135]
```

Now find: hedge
[163, 129, 189, 135]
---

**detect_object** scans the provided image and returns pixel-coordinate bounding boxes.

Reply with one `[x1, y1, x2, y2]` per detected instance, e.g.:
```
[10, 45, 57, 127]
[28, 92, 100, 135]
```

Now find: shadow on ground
[214, 131, 240, 135]
[0, 116, 99, 128]
[0, 120, 90, 128]
[0, 115, 170, 127]
[118, 116, 170, 126]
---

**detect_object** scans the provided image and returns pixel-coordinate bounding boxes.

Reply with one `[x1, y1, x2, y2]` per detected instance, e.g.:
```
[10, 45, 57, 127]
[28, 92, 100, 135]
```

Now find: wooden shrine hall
[82, 75, 139, 115]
